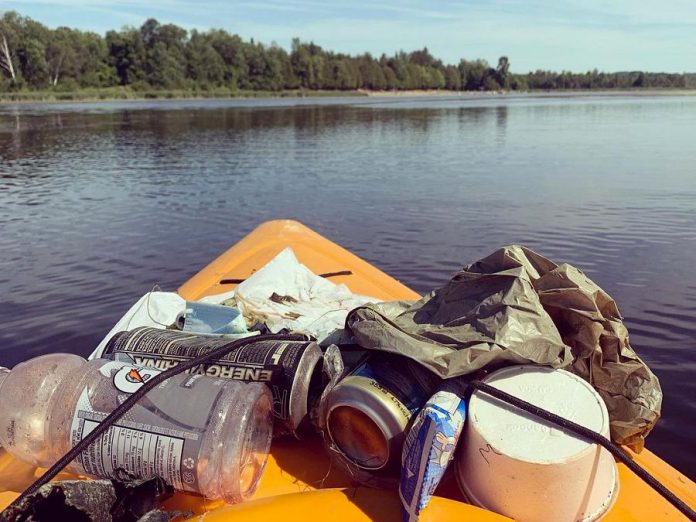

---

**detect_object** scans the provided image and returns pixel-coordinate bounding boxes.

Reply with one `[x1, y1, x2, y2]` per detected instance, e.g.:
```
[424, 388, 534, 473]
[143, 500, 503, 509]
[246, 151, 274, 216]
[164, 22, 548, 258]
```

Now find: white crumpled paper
[201, 247, 378, 342]
[90, 247, 377, 359]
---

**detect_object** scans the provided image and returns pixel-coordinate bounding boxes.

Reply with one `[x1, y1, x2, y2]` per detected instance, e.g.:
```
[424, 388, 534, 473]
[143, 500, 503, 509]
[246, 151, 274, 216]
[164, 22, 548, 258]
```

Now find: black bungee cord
[468, 380, 696, 521]
[2, 345, 694, 521]
[1, 332, 308, 518]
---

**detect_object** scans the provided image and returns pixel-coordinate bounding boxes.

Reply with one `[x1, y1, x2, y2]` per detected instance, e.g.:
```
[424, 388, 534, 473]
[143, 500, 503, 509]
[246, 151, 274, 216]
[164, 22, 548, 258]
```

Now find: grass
[2, 86, 695, 103]
[0, 87, 368, 103]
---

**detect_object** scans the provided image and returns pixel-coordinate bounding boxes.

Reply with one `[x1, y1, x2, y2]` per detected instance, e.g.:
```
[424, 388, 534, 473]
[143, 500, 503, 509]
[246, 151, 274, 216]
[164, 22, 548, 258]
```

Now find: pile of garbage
[0, 246, 663, 522]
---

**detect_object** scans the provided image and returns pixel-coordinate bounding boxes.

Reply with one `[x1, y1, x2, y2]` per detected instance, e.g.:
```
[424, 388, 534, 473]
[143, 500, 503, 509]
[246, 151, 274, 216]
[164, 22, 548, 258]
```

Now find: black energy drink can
[103, 327, 323, 436]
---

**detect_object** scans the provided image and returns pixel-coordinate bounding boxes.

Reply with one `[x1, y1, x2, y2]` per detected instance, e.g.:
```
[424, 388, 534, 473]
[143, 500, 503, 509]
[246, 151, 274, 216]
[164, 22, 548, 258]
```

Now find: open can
[324, 353, 438, 472]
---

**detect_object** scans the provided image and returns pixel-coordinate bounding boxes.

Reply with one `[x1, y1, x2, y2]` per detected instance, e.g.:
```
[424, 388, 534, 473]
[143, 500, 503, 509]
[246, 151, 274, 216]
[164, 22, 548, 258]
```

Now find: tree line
[0, 11, 692, 93]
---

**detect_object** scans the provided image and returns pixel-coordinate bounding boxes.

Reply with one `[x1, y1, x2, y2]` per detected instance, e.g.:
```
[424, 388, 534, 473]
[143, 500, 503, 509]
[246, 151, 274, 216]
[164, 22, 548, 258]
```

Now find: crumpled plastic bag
[347, 246, 573, 378]
[347, 245, 662, 449]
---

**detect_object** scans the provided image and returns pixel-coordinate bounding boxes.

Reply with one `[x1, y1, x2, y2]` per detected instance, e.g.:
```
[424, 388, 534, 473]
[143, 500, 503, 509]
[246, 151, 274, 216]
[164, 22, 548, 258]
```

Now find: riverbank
[0, 87, 367, 103]
[1, 87, 696, 104]
[362, 88, 696, 97]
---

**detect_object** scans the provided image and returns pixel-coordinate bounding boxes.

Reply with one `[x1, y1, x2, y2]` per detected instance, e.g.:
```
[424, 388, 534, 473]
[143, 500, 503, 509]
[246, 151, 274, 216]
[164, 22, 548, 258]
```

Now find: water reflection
[0, 96, 695, 479]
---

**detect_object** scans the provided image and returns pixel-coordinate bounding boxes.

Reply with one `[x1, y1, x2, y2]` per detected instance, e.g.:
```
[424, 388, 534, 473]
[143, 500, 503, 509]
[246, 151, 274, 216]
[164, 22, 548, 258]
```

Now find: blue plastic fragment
[399, 386, 467, 522]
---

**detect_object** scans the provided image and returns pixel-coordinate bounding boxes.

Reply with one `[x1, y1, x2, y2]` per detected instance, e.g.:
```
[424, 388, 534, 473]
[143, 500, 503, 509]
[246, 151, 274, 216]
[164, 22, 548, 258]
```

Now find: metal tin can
[103, 326, 323, 436]
[324, 352, 438, 471]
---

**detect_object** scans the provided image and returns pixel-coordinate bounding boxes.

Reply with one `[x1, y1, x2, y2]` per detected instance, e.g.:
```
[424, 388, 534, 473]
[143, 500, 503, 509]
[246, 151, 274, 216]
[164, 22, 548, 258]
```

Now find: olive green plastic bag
[346, 245, 661, 449]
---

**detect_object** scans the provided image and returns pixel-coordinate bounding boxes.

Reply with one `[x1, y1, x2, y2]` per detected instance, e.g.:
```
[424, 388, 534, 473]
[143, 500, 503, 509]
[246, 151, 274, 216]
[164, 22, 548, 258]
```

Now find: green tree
[290, 38, 313, 88]
[186, 30, 225, 87]
[459, 59, 488, 90]
[483, 74, 501, 91]
[140, 19, 186, 88]
[632, 72, 645, 88]
[444, 65, 461, 90]
[207, 29, 246, 88]
[106, 27, 146, 85]
[358, 54, 385, 90]
[148, 41, 185, 88]
[46, 27, 79, 86]
[290, 39, 325, 89]
[388, 52, 413, 89]
[19, 36, 49, 87]
[243, 42, 284, 91]
[496, 56, 510, 89]
[409, 47, 440, 68]
[0, 11, 21, 84]
[382, 64, 397, 90]
[80, 31, 114, 87]
[509, 74, 528, 91]
[6, 13, 52, 87]
[328, 57, 359, 90]
[428, 66, 445, 89]
[0, 10, 687, 95]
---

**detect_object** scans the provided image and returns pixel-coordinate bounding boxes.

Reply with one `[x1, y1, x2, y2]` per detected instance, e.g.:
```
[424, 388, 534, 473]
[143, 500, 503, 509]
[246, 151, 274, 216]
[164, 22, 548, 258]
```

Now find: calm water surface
[1, 94, 695, 479]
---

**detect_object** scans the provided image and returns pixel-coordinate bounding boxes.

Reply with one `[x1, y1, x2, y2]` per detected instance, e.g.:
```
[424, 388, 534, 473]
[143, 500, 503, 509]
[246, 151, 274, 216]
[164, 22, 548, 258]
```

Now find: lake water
[1, 94, 695, 479]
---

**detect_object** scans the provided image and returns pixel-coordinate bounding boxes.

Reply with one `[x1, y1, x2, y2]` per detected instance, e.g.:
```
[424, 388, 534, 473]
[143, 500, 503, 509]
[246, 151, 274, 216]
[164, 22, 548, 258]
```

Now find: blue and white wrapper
[180, 301, 247, 335]
[399, 384, 467, 522]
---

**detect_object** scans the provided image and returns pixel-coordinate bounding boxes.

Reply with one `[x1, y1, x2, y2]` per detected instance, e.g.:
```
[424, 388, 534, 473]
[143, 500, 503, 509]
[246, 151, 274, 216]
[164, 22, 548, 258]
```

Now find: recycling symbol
[183, 471, 195, 484]
[183, 457, 195, 469]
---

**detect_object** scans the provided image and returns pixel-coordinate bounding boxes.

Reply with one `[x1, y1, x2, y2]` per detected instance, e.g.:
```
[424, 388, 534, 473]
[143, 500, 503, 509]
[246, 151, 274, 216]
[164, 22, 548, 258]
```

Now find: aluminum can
[324, 352, 437, 471]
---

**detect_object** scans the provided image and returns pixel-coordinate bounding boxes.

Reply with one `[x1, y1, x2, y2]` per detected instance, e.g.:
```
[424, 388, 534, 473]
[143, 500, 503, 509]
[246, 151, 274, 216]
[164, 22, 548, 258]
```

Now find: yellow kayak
[1, 219, 694, 521]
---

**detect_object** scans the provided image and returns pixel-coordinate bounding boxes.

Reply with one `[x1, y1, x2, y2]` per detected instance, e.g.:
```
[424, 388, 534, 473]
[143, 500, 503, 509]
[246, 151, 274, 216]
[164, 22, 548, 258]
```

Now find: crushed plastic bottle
[0, 353, 272, 504]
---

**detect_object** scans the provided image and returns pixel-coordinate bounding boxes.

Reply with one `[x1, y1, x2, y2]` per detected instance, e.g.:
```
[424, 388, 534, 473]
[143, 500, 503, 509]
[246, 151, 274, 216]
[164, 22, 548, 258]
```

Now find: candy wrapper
[399, 383, 467, 522]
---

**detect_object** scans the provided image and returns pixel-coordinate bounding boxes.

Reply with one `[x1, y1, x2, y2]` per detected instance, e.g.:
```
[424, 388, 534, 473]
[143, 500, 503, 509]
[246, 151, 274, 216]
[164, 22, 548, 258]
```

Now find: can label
[351, 354, 438, 419]
[325, 354, 440, 474]
[71, 361, 226, 493]
[103, 327, 315, 426]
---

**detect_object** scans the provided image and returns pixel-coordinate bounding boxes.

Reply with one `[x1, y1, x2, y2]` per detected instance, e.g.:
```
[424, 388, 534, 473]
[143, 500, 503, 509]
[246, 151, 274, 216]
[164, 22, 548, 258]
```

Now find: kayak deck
[1, 220, 694, 521]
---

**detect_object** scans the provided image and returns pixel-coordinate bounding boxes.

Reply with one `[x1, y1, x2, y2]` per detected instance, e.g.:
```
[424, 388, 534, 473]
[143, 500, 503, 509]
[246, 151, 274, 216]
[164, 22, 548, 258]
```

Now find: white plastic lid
[470, 365, 610, 464]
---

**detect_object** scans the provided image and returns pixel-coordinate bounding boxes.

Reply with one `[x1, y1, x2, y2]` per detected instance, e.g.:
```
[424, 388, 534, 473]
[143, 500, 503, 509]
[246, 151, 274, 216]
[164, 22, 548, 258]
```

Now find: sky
[3, 0, 695, 73]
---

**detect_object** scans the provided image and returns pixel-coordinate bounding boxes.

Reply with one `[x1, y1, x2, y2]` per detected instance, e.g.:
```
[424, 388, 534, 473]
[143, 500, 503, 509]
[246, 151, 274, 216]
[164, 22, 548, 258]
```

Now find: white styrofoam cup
[456, 365, 618, 522]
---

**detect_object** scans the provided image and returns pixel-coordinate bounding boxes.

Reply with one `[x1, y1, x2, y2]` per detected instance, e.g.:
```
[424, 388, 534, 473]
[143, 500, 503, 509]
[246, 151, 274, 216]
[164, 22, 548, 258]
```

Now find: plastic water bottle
[0, 353, 272, 503]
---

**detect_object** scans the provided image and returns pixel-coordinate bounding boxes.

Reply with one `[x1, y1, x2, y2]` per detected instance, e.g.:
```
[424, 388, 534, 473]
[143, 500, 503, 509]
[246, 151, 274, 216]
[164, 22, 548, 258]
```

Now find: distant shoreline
[364, 88, 696, 98]
[1, 88, 696, 105]
[0, 88, 365, 104]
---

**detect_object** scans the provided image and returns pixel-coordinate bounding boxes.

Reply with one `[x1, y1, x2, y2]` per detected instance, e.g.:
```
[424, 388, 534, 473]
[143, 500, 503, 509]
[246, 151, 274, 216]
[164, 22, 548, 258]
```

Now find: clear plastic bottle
[0, 353, 272, 503]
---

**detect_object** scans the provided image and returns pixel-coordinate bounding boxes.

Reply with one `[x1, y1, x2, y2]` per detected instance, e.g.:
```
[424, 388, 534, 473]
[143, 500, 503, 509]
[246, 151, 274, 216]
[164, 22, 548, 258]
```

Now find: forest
[0, 11, 692, 96]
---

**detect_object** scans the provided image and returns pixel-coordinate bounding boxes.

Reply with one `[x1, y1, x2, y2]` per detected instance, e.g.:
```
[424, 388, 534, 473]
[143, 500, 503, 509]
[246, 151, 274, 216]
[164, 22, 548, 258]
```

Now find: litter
[203, 247, 378, 343]
[0, 476, 181, 522]
[323, 352, 438, 480]
[456, 365, 619, 522]
[346, 245, 662, 449]
[178, 300, 247, 335]
[103, 326, 325, 435]
[400, 380, 467, 522]
[1, 231, 685, 522]
[0, 353, 272, 504]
